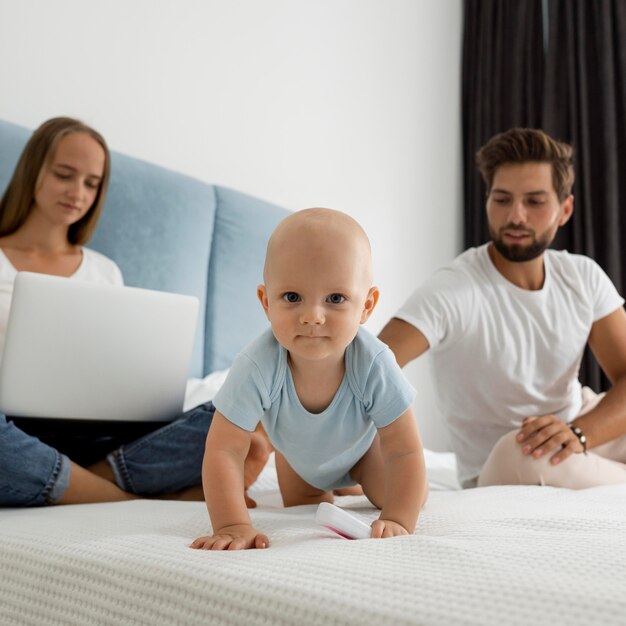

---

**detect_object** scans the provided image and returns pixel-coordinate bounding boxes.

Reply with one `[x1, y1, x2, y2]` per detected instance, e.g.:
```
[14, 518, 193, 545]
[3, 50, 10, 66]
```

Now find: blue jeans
[0, 416, 71, 505]
[0, 402, 215, 506]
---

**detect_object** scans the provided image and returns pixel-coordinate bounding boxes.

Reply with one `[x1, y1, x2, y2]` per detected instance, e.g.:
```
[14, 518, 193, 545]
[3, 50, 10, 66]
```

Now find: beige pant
[478, 388, 626, 489]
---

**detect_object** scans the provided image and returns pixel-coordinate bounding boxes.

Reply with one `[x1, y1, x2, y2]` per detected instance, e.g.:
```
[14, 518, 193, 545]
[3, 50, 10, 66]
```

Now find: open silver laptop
[0, 272, 198, 422]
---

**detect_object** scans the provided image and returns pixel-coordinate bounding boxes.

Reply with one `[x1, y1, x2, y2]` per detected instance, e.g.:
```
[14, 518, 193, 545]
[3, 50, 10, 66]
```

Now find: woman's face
[32, 132, 106, 229]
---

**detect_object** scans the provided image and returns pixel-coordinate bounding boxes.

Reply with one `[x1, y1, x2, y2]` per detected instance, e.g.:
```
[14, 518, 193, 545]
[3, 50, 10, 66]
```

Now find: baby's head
[258, 208, 379, 361]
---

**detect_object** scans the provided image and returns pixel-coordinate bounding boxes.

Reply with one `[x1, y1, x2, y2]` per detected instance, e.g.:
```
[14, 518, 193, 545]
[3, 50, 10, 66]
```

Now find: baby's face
[258, 214, 377, 365]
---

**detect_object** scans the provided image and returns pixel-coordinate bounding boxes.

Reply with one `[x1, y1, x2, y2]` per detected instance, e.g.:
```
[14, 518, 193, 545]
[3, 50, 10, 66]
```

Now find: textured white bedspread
[2, 475, 626, 626]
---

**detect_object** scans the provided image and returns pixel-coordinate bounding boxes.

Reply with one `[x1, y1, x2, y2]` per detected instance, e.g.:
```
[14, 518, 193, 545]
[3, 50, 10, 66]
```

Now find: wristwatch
[568, 424, 587, 455]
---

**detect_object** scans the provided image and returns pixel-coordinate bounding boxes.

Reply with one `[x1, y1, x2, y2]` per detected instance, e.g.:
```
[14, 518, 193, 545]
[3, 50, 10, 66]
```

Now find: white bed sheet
[2, 453, 626, 626]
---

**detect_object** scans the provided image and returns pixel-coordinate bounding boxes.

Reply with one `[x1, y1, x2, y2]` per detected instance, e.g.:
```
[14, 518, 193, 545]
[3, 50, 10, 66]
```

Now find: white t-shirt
[396, 244, 625, 487]
[0, 247, 123, 361]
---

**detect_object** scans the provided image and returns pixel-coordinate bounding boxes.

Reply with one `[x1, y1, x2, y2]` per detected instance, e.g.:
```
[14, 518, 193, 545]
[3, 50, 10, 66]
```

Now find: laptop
[0, 272, 198, 422]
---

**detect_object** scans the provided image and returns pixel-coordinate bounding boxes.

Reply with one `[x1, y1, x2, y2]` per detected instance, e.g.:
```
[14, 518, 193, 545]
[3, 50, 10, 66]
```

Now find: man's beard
[489, 225, 554, 263]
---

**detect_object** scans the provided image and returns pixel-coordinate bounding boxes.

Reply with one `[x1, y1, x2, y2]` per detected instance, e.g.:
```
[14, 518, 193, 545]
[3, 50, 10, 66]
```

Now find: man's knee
[478, 430, 547, 487]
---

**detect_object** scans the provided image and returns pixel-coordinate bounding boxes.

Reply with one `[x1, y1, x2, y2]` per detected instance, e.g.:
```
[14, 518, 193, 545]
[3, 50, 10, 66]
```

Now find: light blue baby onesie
[213, 327, 416, 490]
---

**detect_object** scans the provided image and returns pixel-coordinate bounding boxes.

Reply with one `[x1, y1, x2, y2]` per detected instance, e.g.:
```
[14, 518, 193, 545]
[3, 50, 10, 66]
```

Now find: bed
[2, 452, 626, 626]
[2, 119, 626, 625]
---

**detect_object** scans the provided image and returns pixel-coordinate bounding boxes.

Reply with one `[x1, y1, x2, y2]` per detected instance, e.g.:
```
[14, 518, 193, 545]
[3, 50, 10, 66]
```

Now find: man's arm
[378, 318, 430, 367]
[518, 307, 626, 465]
[575, 307, 626, 448]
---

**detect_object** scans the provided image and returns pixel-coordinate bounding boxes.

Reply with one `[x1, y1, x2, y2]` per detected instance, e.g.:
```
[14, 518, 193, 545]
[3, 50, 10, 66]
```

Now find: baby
[192, 208, 427, 550]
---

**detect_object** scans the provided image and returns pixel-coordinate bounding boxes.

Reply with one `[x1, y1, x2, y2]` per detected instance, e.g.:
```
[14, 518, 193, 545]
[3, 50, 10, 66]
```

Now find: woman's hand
[516, 415, 584, 465]
[190, 524, 269, 551]
[370, 519, 410, 539]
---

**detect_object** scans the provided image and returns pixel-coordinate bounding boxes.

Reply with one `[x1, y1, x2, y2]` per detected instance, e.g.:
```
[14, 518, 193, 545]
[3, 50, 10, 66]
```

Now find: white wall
[0, 0, 463, 450]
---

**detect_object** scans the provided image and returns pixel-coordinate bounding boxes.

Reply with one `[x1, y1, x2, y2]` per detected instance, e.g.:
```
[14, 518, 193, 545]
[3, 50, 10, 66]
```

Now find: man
[379, 128, 626, 489]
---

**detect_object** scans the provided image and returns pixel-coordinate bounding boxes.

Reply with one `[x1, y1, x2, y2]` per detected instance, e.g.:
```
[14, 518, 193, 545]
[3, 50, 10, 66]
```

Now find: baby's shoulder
[348, 327, 388, 363]
[345, 328, 415, 415]
[234, 328, 286, 397]
[345, 328, 393, 389]
[242, 328, 283, 364]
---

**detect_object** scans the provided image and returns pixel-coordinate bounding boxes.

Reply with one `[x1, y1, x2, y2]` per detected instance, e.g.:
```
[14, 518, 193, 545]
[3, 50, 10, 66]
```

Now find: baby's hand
[190, 524, 269, 551]
[370, 519, 410, 539]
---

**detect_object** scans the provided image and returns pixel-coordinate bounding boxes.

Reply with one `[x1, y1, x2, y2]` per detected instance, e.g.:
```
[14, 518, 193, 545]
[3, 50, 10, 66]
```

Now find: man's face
[486, 162, 573, 263]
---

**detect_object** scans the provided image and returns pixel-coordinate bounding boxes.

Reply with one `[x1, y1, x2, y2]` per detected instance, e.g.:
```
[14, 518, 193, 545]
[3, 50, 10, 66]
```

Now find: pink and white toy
[315, 502, 372, 540]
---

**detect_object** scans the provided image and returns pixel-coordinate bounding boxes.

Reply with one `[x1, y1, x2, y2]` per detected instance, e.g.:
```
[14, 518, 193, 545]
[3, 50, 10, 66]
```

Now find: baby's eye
[327, 294, 345, 304]
[283, 292, 301, 303]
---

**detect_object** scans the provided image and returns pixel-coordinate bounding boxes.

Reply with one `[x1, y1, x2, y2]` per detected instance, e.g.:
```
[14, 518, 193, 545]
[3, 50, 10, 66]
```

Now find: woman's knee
[0, 449, 71, 506]
[0, 417, 72, 506]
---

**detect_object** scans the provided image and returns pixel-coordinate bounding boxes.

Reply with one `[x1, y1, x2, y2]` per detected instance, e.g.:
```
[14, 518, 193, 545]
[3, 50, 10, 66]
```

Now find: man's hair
[0, 117, 110, 245]
[476, 128, 575, 202]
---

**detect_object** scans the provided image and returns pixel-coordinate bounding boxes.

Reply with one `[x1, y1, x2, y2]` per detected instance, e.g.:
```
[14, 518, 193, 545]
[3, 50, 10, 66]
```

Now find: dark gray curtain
[542, 0, 626, 391]
[463, 0, 626, 391]
[462, 0, 545, 248]
[543, 1, 626, 282]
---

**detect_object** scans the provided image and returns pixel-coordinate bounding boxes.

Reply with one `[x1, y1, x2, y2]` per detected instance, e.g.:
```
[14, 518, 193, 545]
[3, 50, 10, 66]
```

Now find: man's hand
[190, 524, 269, 551]
[370, 519, 410, 539]
[516, 415, 584, 465]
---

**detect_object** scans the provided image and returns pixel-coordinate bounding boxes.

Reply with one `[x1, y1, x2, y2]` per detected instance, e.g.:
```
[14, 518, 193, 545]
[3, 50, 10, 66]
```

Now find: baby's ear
[360, 286, 380, 324]
[257, 285, 270, 319]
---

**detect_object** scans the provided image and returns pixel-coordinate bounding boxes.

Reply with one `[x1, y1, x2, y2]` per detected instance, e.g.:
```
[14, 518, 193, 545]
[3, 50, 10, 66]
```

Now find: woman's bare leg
[57, 462, 138, 504]
[88, 428, 273, 504]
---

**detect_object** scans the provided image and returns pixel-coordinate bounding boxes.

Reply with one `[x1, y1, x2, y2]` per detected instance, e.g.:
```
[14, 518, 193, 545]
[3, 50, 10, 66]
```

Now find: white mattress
[2, 453, 626, 626]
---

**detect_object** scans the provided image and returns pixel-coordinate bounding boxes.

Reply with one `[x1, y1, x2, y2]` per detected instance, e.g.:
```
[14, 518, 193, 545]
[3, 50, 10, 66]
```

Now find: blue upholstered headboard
[0, 119, 289, 378]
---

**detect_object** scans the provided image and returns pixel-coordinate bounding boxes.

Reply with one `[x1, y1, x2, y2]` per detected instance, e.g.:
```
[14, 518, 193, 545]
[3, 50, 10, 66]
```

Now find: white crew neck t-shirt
[396, 244, 624, 487]
[0, 247, 123, 361]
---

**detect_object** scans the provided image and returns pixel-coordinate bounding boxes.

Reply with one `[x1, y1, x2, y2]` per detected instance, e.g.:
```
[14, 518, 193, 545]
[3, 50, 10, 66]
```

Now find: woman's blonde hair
[0, 117, 110, 245]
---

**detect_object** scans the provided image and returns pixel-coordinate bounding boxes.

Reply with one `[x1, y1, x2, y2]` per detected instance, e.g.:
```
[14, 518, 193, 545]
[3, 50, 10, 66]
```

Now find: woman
[0, 117, 269, 506]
